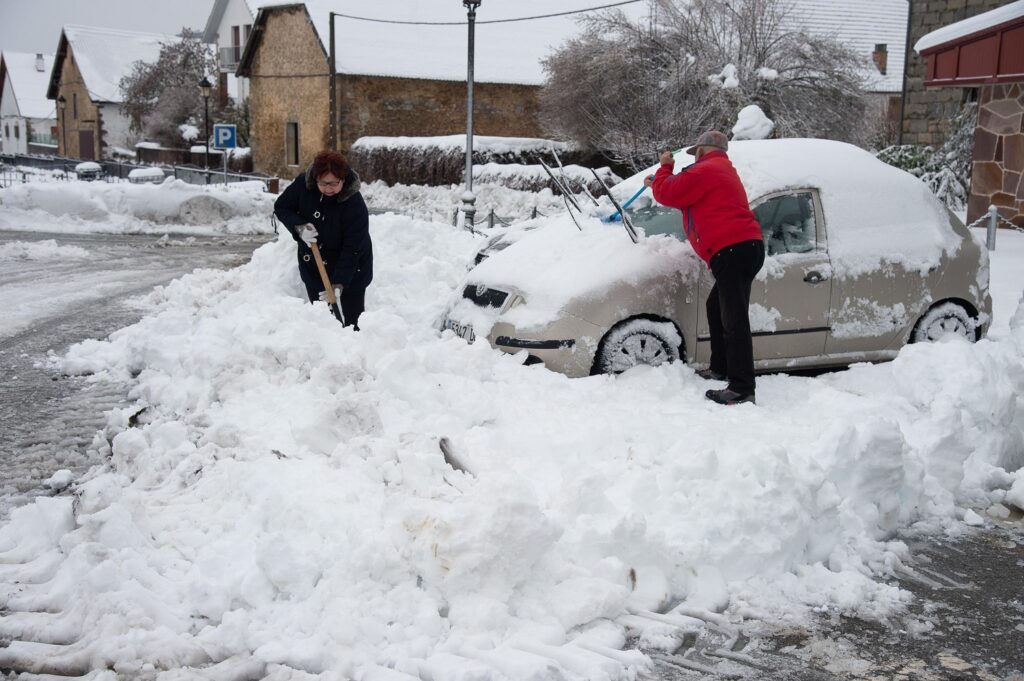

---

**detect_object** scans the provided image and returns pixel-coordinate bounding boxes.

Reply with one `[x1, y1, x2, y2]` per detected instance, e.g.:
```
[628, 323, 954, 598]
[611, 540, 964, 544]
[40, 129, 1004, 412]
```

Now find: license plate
[444, 318, 476, 342]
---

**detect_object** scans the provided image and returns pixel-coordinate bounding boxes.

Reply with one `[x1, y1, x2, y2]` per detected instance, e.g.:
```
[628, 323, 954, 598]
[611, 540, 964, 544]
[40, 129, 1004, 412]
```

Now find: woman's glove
[318, 285, 343, 302]
[297, 223, 318, 246]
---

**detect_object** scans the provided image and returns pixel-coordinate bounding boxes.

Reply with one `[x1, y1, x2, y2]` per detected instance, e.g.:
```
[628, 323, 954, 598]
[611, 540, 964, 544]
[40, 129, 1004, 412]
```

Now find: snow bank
[0, 239, 90, 260]
[362, 179, 566, 224]
[0, 179, 276, 235]
[354, 135, 577, 156]
[1, 211, 1022, 678]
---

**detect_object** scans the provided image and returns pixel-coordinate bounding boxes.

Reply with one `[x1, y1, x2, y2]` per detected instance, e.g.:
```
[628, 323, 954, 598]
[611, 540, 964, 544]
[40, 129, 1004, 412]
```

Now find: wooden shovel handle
[309, 243, 337, 306]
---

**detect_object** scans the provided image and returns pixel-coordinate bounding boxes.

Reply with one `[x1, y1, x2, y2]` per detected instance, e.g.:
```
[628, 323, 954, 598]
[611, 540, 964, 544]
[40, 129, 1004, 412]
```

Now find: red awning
[920, 14, 1024, 86]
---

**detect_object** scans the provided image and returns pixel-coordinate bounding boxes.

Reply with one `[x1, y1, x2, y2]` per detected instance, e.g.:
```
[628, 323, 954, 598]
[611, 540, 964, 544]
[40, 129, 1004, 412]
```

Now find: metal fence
[0, 153, 274, 190]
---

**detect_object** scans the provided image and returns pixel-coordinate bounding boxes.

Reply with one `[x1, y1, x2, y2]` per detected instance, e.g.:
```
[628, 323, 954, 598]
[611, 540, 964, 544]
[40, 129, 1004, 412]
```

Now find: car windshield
[625, 205, 685, 240]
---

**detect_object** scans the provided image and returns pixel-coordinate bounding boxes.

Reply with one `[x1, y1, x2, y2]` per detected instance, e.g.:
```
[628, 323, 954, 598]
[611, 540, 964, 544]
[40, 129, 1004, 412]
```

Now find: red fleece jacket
[651, 150, 763, 265]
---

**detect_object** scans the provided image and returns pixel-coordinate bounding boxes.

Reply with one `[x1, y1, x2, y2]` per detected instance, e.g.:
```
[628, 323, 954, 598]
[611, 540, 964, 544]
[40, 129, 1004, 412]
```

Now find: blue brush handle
[604, 185, 648, 222]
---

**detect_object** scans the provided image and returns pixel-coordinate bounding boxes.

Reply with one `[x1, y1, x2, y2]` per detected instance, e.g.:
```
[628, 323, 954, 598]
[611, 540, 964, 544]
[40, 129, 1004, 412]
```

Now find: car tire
[911, 301, 977, 343]
[593, 317, 683, 375]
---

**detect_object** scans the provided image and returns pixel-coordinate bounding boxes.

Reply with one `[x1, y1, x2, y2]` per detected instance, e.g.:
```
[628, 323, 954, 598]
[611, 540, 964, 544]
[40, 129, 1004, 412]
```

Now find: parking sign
[212, 124, 237, 149]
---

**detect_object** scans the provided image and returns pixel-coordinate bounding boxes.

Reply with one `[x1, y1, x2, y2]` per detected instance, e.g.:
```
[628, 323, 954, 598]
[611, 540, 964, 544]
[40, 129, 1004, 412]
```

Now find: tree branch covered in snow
[540, 0, 873, 170]
[119, 30, 221, 150]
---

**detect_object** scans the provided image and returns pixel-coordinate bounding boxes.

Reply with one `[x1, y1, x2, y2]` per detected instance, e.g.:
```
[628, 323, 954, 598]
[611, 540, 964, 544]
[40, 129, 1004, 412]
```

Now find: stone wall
[968, 84, 1024, 227]
[247, 6, 330, 181]
[901, 0, 1006, 147]
[336, 75, 542, 152]
[55, 46, 102, 160]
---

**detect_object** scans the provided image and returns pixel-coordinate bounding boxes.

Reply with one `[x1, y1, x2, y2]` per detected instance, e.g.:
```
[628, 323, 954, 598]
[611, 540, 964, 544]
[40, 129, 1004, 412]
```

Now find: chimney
[872, 44, 888, 75]
[35, 54, 44, 72]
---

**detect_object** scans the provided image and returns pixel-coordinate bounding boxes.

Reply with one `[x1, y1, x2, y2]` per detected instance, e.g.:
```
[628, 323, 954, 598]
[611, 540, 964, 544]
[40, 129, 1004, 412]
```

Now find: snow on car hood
[464, 212, 701, 329]
[615, 139, 961, 278]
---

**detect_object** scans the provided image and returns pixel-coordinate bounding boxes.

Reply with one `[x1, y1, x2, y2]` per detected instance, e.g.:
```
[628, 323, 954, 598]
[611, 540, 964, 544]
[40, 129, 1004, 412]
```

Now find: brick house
[911, 1, 1024, 227]
[236, 0, 646, 180]
[46, 25, 176, 160]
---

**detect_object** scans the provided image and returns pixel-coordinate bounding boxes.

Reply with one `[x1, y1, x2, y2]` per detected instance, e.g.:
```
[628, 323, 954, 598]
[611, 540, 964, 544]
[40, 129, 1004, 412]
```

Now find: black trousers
[303, 279, 365, 330]
[706, 239, 765, 395]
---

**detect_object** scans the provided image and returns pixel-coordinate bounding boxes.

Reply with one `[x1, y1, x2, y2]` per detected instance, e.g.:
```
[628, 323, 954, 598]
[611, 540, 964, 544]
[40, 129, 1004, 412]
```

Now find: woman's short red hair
[311, 150, 350, 180]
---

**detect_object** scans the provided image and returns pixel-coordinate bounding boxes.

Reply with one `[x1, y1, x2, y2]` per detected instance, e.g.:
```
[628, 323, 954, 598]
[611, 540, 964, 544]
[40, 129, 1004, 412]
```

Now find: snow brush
[310, 243, 345, 325]
[603, 185, 647, 223]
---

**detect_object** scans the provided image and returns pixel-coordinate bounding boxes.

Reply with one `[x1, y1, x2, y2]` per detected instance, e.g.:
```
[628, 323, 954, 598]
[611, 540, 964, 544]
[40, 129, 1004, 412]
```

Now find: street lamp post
[199, 77, 212, 178]
[460, 0, 481, 229]
[57, 95, 66, 157]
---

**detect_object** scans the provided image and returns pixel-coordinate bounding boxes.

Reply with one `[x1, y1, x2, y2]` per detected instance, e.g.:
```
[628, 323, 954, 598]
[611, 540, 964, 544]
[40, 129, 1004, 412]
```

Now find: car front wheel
[593, 318, 683, 374]
[911, 301, 977, 343]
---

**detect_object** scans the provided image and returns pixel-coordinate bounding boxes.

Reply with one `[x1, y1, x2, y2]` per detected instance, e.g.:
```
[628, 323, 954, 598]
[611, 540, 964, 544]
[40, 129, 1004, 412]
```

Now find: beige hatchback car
[440, 139, 991, 377]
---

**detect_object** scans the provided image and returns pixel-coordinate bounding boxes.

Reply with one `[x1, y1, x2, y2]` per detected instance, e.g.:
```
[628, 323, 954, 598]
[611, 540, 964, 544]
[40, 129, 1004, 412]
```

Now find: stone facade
[54, 46, 102, 159]
[901, 0, 1006, 147]
[244, 5, 544, 181]
[246, 6, 330, 181]
[969, 84, 1024, 227]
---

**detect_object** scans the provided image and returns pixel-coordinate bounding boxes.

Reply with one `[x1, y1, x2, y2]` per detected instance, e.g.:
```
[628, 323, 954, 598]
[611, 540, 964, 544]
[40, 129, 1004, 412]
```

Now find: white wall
[99, 103, 133, 158]
[216, 0, 253, 103]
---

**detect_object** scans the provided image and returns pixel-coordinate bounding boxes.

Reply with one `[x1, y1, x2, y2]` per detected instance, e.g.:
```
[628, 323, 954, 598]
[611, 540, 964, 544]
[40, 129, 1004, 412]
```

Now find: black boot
[705, 388, 755, 405]
[696, 368, 727, 381]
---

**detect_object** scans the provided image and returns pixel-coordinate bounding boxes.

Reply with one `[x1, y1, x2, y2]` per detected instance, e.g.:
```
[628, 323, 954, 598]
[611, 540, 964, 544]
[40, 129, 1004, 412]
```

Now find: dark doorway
[78, 130, 95, 160]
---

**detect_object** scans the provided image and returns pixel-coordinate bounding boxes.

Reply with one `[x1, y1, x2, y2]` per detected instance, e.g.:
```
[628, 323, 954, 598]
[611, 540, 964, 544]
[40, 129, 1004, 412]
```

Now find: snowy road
[0, 230, 272, 517]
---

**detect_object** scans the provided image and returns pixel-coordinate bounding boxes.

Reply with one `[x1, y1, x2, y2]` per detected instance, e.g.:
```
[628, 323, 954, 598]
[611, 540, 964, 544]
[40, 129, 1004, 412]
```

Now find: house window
[3, 124, 8, 138]
[244, 24, 252, 42]
[73, 93, 78, 119]
[14, 123, 19, 140]
[231, 25, 241, 63]
[286, 122, 299, 166]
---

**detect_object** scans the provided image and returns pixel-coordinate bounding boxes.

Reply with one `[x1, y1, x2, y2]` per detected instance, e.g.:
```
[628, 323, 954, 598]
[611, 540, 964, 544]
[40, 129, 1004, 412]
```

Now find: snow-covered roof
[915, 0, 1024, 53]
[56, 25, 180, 103]
[0, 52, 56, 119]
[246, 0, 650, 85]
[784, 0, 908, 94]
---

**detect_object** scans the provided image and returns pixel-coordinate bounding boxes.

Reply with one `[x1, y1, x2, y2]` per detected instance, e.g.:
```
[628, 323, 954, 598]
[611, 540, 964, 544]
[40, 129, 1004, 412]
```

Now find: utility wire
[328, 1, 642, 26]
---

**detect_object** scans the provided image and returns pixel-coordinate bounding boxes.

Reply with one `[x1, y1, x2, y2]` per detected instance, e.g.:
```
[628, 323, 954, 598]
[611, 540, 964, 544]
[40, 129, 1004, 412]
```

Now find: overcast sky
[0, 0, 214, 54]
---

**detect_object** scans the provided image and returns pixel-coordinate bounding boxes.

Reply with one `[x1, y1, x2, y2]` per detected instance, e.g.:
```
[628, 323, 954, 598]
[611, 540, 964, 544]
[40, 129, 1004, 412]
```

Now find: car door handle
[803, 271, 826, 284]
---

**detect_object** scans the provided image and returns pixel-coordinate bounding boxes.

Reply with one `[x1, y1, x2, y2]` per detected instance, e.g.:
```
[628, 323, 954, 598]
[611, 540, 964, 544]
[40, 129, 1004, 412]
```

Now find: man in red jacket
[644, 131, 765, 405]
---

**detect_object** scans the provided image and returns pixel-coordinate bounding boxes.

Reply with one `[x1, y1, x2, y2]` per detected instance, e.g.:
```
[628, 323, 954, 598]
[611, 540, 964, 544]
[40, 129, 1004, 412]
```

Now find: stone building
[46, 25, 175, 160]
[235, 0, 647, 180]
[912, 1, 1024, 226]
[900, 0, 1009, 147]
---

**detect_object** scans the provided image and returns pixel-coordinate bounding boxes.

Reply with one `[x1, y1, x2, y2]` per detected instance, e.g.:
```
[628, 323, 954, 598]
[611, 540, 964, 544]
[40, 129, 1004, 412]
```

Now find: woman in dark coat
[274, 150, 372, 329]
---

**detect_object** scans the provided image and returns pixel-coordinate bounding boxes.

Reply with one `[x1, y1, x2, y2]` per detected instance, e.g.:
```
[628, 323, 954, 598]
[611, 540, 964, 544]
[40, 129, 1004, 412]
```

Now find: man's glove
[297, 223, 318, 246]
[318, 285, 343, 303]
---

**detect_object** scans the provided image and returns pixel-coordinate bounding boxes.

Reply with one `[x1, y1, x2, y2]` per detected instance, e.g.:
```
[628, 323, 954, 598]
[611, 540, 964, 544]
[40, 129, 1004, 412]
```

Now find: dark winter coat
[274, 165, 373, 293]
[651, 150, 762, 266]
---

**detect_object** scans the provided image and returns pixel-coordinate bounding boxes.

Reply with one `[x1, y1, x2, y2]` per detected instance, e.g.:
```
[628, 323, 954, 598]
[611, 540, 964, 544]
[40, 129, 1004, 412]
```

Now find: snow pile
[1, 210, 1022, 678]
[0, 239, 90, 260]
[354, 135, 577, 156]
[0, 179, 275, 235]
[362, 179, 566, 224]
[732, 105, 775, 140]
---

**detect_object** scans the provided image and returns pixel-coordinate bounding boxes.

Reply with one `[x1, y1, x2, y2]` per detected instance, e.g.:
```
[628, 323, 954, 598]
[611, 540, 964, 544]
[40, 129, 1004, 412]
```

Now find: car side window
[753, 192, 817, 256]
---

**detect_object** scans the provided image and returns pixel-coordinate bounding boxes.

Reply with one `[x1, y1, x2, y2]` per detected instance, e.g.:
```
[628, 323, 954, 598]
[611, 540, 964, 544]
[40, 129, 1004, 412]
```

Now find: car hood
[462, 212, 701, 331]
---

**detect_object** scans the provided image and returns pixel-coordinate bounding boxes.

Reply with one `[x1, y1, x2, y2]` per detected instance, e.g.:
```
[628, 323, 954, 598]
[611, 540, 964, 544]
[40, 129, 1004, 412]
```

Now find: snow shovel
[310, 243, 345, 324]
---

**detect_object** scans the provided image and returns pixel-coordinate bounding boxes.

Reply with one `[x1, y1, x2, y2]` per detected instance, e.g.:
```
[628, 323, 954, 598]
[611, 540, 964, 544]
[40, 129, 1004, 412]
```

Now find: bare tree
[540, 0, 872, 171]
[119, 29, 220, 149]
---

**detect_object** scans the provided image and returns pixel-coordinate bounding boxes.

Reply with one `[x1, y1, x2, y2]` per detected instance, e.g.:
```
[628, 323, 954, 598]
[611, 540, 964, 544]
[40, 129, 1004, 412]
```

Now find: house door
[78, 130, 95, 159]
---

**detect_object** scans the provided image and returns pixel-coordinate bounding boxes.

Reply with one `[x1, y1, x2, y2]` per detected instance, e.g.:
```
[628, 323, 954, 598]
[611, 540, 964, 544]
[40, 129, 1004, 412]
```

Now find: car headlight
[503, 293, 525, 311]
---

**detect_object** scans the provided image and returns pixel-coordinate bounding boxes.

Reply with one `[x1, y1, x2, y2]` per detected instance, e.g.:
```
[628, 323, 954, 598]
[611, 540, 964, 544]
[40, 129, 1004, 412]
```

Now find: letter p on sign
[212, 124, 237, 149]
